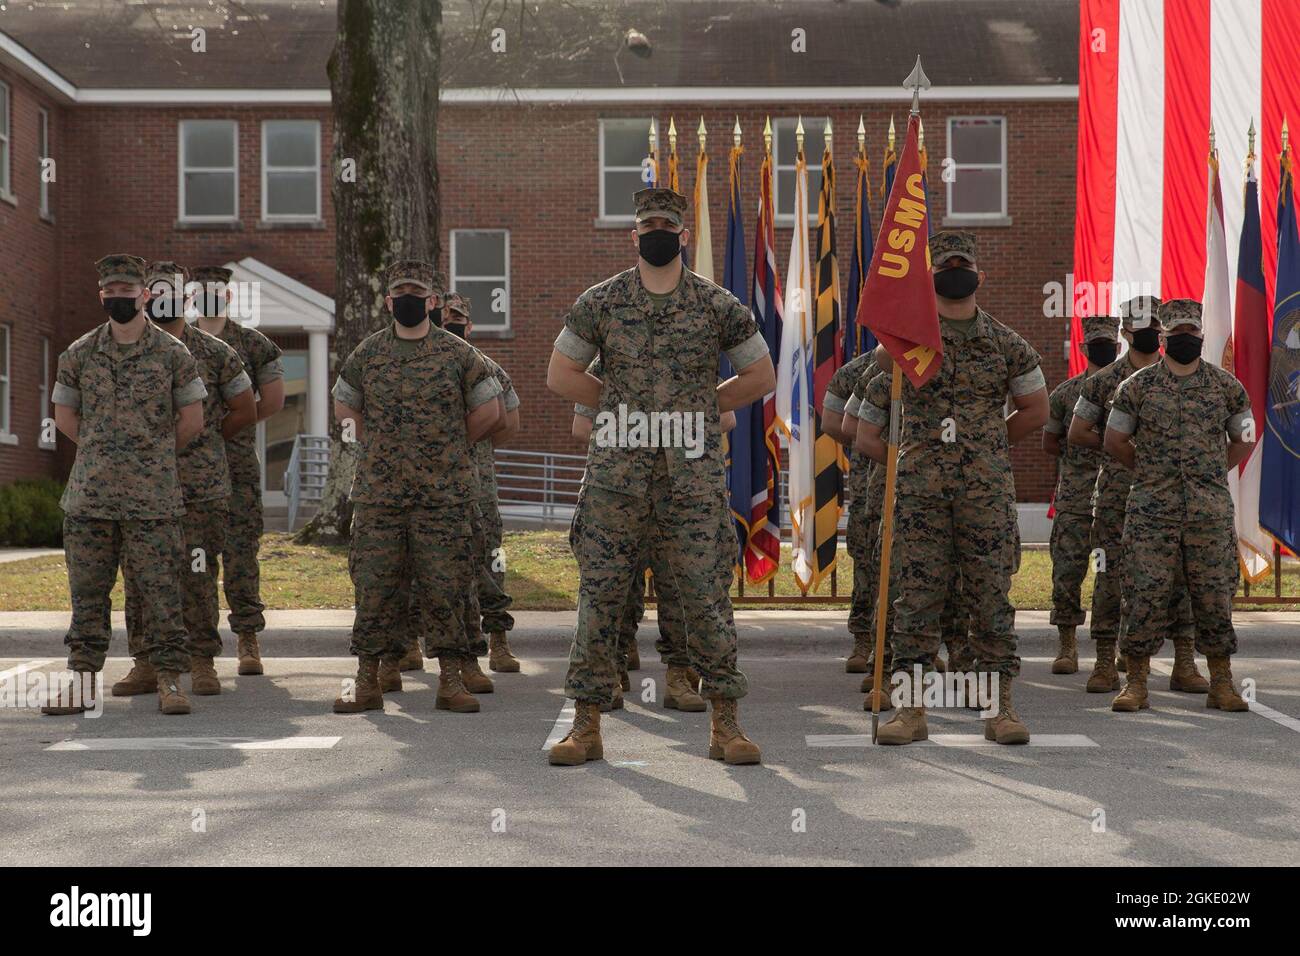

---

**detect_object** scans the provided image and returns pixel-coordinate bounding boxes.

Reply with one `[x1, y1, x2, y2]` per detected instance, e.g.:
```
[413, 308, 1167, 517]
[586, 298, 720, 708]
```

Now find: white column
[308, 330, 329, 436]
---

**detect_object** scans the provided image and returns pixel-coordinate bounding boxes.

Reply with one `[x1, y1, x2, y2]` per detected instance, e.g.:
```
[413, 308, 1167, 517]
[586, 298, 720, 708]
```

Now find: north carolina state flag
[854, 114, 942, 388]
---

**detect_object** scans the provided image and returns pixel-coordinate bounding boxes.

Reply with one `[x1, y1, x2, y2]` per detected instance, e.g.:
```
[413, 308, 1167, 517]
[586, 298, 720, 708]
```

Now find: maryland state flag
[855, 115, 942, 388]
[810, 140, 844, 589]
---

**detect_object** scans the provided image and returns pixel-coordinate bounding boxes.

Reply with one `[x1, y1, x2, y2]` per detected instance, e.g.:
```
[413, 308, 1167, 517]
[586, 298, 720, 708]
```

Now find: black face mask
[147, 296, 186, 324]
[638, 229, 682, 267]
[1086, 339, 1118, 367]
[1164, 332, 1203, 364]
[932, 267, 980, 300]
[391, 294, 428, 328]
[445, 322, 468, 340]
[102, 296, 140, 324]
[1129, 327, 1161, 354]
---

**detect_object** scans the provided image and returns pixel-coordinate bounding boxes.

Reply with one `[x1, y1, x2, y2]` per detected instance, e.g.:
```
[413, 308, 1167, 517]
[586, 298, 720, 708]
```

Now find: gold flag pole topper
[871, 55, 930, 744]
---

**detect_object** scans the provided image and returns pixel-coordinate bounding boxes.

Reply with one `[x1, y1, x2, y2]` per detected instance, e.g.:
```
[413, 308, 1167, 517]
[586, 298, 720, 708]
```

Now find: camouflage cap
[1119, 295, 1161, 331]
[1082, 313, 1119, 343]
[634, 187, 688, 228]
[145, 260, 190, 291]
[192, 265, 233, 285]
[444, 292, 471, 317]
[95, 254, 147, 287]
[1158, 297, 1203, 332]
[928, 230, 977, 266]
[383, 259, 444, 296]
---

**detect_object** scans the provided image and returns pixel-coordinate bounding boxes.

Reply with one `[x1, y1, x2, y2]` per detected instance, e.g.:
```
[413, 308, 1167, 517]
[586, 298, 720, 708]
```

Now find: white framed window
[262, 120, 320, 221]
[450, 229, 510, 332]
[37, 107, 50, 218]
[38, 336, 53, 450]
[0, 81, 12, 200]
[599, 118, 651, 220]
[179, 119, 238, 221]
[946, 116, 1007, 219]
[0, 325, 12, 439]
[773, 117, 827, 223]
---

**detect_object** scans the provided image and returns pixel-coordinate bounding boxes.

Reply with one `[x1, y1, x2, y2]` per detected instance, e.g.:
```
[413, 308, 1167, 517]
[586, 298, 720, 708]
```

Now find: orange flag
[854, 114, 942, 388]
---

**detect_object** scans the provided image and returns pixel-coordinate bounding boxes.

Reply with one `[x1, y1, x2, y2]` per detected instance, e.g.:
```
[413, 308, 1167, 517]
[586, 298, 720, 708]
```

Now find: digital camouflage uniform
[197, 266, 285, 642]
[333, 323, 501, 661]
[553, 263, 768, 705]
[1107, 304, 1251, 659]
[858, 302, 1044, 680]
[53, 258, 208, 674]
[125, 314, 251, 662]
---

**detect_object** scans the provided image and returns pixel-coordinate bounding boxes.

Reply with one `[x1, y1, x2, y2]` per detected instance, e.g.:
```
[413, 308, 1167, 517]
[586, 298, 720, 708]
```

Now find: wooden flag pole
[870, 362, 903, 743]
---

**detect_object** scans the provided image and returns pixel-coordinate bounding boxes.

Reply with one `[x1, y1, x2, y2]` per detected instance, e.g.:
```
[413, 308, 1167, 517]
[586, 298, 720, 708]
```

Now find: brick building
[0, 0, 1078, 514]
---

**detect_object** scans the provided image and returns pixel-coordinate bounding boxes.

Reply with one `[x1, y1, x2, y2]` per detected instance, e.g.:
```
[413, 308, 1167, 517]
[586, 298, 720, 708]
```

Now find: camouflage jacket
[471, 351, 519, 504]
[333, 325, 502, 508]
[825, 352, 877, 501]
[173, 323, 252, 504]
[1046, 369, 1102, 516]
[553, 266, 767, 502]
[1108, 359, 1252, 526]
[855, 366, 894, 513]
[53, 321, 206, 520]
[857, 310, 1044, 501]
[1072, 353, 1146, 516]
[211, 318, 284, 486]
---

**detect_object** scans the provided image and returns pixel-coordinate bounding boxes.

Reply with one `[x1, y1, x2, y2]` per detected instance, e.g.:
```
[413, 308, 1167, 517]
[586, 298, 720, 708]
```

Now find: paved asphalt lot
[2, 610, 1298, 866]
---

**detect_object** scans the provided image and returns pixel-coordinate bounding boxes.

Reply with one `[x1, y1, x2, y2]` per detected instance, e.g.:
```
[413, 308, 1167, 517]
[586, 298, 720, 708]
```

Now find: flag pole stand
[870, 362, 903, 743]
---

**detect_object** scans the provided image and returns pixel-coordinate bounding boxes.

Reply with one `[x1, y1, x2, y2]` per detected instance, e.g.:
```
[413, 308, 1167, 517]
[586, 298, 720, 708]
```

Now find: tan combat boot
[190, 655, 221, 696]
[461, 656, 495, 694]
[1169, 635, 1209, 693]
[877, 706, 927, 746]
[845, 635, 871, 673]
[1205, 655, 1249, 712]
[333, 656, 383, 713]
[436, 656, 480, 713]
[549, 701, 603, 766]
[111, 657, 156, 697]
[1087, 638, 1122, 693]
[378, 658, 403, 693]
[625, 641, 641, 671]
[600, 680, 624, 713]
[487, 631, 519, 673]
[664, 665, 706, 712]
[397, 642, 423, 673]
[1111, 655, 1150, 712]
[708, 697, 761, 764]
[236, 633, 264, 676]
[984, 676, 1030, 744]
[41, 671, 98, 715]
[156, 671, 192, 715]
[861, 686, 895, 712]
[1052, 625, 1079, 674]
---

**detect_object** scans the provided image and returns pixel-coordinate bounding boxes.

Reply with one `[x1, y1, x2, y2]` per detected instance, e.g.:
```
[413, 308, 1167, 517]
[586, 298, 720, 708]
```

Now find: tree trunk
[296, 0, 442, 544]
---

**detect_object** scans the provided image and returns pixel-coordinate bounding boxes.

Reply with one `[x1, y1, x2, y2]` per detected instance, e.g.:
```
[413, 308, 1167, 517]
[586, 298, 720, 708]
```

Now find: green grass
[1, 531, 1296, 612]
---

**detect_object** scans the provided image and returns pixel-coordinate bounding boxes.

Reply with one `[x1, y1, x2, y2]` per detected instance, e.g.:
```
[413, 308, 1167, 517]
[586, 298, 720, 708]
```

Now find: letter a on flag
[854, 114, 942, 387]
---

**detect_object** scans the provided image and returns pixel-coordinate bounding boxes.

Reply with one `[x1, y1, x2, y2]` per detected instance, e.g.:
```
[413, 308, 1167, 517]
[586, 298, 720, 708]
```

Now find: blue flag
[720, 149, 752, 569]
[1262, 153, 1300, 555]
[845, 153, 877, 362]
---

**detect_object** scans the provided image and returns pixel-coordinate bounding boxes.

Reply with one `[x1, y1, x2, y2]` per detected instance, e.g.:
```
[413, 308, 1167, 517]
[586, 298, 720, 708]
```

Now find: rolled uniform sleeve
[172, 348, 207, 408]
[463, 352, 504, 411]
[574, 402, 597, 420]
[1108, 380, 1138, 435]
[857, 374, 891, 428]
[1044, 384, 1068, 435]
[720, 299, 766, 370]
[1010, 365, 1047, 397]
[1073, 393, 1103, 425]
[492, 365, 520, 412]
[221, 370, 253, 402]
[555, 297, 600, 364]
[217, 347, 252, 402]
[824, 390, 848, 415]
[1005, 332, 1046, 397]
[843, 394, 862, 418]
[1225, 379, 1252, 439]
[332, 345, 365, 410]
[53, 351, 81, 410]
[250, 333, 285, 386]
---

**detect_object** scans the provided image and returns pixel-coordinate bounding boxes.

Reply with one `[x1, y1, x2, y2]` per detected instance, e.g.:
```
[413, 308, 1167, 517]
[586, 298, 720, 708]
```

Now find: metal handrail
[283, 434, 331, 532]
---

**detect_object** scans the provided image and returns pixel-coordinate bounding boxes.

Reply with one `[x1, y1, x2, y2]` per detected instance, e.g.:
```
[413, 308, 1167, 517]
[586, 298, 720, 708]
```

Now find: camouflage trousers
[223, 480, 266, 636]
[477, 494, 514, 634]
[62, 515, 189, 673]
[846, 494, 878, 638]
[125, 501, 228, 660]
[1090, 508, 1195, 645]
[615, 528, 694, 670]
[394, 503, 490, 660]
[1049, 509, 1092, 627]
[890, 493, 1019, 678]
[566, 467, 745, 705]
[349, 503, 477, 660]
[1121, 514, 1236, 657]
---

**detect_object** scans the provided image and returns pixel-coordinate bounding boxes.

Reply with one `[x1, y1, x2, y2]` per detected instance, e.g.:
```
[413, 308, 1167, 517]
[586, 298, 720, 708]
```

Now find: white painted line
[806, 733, 1099, 748]
[46, 736, 342, 751]
[542, 700, 575, 751]
[0, 660, 54, 683]
[1148, 659, 1300, 735]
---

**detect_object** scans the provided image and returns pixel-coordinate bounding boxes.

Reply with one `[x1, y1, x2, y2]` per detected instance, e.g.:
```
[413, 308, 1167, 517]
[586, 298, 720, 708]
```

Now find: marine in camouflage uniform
[1105, 298, 1252, 714]
[193, 265, 285, 678]
[331, 259, 502, 714]
[45, 254, 208, 716]
[1070, 295, 1202, 694]
[1042, 313, 1117, 675]
[119, 262, 255, 700]
[856, 231, 1048, 746]
[547, 187, 773, 765]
